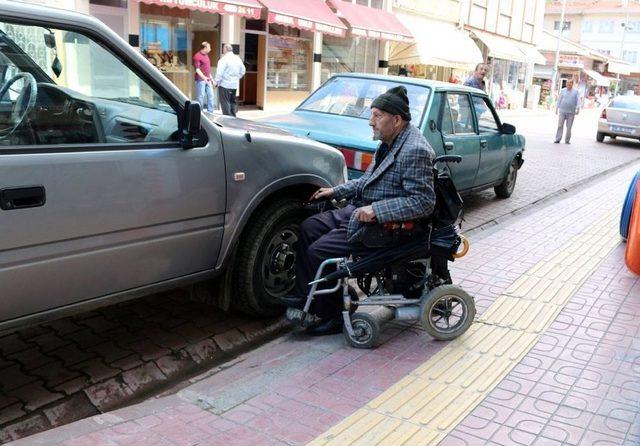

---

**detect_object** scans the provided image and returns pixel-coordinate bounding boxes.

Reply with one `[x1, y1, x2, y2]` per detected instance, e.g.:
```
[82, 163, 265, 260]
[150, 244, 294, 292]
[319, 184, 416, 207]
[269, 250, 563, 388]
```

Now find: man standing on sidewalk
[463, 63, 488, 91]
[193, 42, 214, 113]
[554, 79, 581, 144]
[213, 44, 246, 117]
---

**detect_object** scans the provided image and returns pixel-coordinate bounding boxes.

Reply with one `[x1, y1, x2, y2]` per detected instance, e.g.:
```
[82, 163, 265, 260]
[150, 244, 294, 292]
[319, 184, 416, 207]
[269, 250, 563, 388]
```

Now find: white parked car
[597, 95, 640, 143]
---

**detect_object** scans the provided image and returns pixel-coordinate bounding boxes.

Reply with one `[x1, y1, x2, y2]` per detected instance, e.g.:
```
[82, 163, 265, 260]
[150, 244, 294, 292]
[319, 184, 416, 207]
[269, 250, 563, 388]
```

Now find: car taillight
[601, 109, 607, 119]
[336, 147, 373, 171]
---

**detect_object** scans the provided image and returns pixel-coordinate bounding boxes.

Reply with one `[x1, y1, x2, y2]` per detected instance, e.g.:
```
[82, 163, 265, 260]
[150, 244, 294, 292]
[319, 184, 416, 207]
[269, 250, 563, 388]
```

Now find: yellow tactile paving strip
[309, 212, 620, 446]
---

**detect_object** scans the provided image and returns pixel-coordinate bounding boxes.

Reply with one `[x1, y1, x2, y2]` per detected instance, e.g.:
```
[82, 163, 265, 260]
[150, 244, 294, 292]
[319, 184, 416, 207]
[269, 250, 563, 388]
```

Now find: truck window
[0, 21, 179, 148]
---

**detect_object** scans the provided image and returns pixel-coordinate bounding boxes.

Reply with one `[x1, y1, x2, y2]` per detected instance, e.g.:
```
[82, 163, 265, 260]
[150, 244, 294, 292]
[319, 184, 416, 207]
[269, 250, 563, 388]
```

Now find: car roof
[332, 73, 486, 95]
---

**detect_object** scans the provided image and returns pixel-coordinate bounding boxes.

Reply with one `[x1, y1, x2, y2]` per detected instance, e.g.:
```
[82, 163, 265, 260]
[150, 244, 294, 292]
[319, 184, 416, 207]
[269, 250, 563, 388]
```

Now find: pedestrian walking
[213, 44, 246, 117]
[193, 42, 214, 113]
[463, 62, 488, 91]
[554, 79, 581, 144]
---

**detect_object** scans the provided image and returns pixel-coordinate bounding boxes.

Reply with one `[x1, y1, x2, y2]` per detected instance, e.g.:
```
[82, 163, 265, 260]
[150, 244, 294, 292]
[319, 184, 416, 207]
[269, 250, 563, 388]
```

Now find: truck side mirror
[181, 100, 201, 149]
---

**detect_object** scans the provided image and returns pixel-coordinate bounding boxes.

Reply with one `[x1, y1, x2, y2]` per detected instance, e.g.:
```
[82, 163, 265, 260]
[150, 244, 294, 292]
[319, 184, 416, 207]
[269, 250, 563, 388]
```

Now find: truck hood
[261, 110, 378, 152]
[209, 114, 292, 136]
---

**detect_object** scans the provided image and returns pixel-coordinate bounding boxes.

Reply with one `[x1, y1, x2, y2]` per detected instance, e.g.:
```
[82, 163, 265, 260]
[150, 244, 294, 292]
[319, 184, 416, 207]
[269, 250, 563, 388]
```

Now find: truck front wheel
[232, 198, 306, 317]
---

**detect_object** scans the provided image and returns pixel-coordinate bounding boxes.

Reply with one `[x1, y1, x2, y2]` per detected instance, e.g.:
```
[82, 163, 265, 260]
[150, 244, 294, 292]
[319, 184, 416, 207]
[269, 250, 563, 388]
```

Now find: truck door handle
[0, 185, 46, 210]
[444, 142, 454, 151]
[480, 139, 488, 148]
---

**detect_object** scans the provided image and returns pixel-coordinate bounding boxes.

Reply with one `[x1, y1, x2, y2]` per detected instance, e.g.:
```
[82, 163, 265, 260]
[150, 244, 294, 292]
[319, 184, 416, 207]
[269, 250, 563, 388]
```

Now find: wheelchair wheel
[344, 312, 379, 349]
[420, 285, 475, 341]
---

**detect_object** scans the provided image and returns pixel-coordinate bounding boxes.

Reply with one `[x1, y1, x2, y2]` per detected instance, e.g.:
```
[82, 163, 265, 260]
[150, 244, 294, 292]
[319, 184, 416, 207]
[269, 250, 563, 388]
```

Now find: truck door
[439, 92, 480, 191]
[0, 21, 225, 323]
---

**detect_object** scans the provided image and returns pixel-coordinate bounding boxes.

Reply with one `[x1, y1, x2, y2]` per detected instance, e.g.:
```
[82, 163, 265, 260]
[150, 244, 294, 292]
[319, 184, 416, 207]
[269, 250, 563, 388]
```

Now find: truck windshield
[298, 77, 430, 126]
[0, 23, 172, 111]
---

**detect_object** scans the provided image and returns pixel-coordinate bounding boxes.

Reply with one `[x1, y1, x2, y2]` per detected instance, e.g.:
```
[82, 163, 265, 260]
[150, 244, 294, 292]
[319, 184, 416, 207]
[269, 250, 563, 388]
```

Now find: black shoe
[565, 141, 570, 144]
[305, 318, 342, 336]
[553, 140, 560, 143]
[279, 295, 305, 309]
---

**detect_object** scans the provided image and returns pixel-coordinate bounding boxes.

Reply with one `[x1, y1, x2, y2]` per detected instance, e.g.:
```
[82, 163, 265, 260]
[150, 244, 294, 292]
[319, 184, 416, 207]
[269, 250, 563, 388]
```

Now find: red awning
[328, 0, 412, 42]
[138, 0, 262, 19]
[258, 0, 347, 37]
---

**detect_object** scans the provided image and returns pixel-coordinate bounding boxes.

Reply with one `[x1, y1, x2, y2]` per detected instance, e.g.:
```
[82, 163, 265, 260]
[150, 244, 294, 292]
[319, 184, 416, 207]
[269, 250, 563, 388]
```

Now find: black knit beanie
[371, 86, 411, 121]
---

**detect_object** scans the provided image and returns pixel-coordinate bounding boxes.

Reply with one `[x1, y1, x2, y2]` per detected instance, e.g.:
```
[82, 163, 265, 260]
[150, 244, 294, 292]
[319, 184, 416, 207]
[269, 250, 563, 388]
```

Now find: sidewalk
[8, 163, 640, 445]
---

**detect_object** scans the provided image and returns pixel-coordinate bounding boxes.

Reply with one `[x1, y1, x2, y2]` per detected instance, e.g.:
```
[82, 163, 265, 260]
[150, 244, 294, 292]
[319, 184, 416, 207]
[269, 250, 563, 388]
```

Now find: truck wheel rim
[262, 227, 299, 296]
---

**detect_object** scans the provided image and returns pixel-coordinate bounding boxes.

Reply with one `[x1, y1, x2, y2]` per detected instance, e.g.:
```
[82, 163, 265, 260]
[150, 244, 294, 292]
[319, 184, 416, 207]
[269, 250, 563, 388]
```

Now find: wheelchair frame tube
[304, 257, 347, 313]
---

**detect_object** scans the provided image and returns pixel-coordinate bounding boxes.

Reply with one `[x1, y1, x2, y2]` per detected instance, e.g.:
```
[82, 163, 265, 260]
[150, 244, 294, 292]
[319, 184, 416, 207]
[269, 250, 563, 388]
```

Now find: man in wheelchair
[280, 86, 436, 336]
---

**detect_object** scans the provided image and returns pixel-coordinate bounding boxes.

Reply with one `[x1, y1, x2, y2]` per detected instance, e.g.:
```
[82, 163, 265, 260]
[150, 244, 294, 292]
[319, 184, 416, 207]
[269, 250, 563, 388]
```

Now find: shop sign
[559, 54, 583, 68]
[147, 0, 261, 18]
[268, 12, 346, 37]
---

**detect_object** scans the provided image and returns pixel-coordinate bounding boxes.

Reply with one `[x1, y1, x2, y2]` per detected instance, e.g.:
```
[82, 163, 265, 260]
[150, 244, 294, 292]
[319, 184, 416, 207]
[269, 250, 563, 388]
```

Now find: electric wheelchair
[286, 155, 475, 348]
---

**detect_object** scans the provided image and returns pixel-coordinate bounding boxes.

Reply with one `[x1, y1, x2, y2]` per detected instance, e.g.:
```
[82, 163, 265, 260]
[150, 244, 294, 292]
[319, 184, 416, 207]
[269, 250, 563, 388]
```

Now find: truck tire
[232, 198, 306, 317]
[494, 159, 518, 198]
[596, 132, 605, 142]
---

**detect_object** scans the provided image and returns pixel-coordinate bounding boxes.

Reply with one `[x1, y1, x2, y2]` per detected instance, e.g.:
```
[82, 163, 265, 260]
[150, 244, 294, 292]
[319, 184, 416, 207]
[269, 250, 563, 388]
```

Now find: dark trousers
[219, 86, 238, 116]
[294, 205, 377, 320]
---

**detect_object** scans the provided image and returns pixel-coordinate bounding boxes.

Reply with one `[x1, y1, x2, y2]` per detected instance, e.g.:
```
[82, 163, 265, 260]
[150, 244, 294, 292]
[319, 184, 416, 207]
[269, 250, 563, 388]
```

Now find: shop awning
[533, 66, 553, 79]
[608, 61, 632, 75]
[328, 0, 412, 42]
[258, 0, 347, 37]
[584, 69, 611, 87]
[389, 14, 482, 70]
[471, 30, 527, 63]
[139, 0, 262, 18]
[516, 42, 547, 65]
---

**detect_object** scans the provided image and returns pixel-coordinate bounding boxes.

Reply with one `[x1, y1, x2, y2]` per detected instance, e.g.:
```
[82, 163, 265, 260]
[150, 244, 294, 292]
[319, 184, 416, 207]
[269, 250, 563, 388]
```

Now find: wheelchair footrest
[286, 307, 319, 327]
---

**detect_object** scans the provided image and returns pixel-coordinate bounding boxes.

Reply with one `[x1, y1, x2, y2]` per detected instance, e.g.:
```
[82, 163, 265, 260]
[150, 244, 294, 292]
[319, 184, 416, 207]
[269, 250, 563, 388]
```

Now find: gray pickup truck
[0, 1, 346, 331]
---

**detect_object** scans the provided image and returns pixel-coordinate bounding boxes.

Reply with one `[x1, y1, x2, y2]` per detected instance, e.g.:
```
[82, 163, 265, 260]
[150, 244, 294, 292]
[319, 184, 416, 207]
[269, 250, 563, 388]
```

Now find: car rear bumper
[598, 120, 640, 138]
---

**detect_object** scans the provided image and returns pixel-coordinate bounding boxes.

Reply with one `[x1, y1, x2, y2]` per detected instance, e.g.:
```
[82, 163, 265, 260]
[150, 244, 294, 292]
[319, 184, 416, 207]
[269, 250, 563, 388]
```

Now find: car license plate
[610, 125, 634, 134]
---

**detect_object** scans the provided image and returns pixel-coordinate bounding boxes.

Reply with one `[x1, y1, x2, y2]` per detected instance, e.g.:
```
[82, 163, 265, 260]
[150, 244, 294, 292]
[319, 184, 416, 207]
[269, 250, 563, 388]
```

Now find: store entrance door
[242, 31, 266, 107]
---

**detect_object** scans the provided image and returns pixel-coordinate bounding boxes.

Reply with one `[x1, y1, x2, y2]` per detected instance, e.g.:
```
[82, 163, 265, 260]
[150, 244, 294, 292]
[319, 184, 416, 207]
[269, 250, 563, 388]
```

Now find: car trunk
[606, 107, 640, 127]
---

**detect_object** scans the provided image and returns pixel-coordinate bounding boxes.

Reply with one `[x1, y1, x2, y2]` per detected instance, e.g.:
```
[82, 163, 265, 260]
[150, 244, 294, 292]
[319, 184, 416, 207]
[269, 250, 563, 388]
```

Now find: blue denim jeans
[196, 80, 214, 113]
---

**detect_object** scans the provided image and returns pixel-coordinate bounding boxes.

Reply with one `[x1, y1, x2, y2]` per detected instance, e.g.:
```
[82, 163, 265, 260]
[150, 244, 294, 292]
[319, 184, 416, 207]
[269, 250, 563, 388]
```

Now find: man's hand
[354, 205, 376, 223]
[575, 109, 579, 115]
[310, 187, 333, 201]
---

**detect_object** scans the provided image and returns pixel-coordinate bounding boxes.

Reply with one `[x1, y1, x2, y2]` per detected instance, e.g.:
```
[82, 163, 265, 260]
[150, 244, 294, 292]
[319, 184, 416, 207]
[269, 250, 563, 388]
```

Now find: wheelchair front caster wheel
[344, 312, 380, 349]
[420, 285, 475, 341]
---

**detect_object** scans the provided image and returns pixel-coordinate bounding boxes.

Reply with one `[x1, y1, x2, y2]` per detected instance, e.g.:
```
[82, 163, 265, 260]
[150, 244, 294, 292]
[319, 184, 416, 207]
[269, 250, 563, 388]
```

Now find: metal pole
[550, 0, 567, 99]
[617, 2, 630, 96]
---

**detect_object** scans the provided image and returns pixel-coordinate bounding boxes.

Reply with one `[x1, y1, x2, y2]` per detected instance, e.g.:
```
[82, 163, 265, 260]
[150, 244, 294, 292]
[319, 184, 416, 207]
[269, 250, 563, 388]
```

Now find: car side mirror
[181, 100, 201, 149]
[500, 122, 516, 134]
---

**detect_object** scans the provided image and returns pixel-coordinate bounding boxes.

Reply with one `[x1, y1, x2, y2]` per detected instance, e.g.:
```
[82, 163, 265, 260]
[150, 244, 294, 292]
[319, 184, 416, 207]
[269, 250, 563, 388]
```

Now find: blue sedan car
[263, 73, 525, 198]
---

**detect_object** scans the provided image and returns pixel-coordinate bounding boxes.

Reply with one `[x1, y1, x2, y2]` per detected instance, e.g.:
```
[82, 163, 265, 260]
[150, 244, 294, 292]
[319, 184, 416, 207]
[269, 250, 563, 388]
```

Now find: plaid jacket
[332, 124, 436, 239]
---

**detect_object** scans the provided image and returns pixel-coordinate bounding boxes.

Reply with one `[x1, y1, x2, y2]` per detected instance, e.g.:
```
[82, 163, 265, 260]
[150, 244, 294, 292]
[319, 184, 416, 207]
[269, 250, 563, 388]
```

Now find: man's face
[203, 44, 211, 54]
[369, 108, 400, 141]
[475, 64, 488, 79]
[566, 79, 574, 89]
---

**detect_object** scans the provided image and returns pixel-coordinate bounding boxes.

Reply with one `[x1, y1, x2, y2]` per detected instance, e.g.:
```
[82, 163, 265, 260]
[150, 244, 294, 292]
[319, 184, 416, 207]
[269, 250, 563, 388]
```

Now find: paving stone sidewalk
[9, 152, 639, 445]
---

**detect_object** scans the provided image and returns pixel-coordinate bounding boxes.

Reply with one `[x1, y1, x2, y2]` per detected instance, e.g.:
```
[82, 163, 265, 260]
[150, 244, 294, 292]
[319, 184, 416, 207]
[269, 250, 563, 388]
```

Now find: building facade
[544, 0, 640, 95]
[84, 0, 413, 112]
[390, 0, 547, 109]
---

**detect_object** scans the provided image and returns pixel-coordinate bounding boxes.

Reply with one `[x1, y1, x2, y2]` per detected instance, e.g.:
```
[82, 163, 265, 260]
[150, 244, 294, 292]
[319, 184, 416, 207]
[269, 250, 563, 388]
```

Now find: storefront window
[267, 25, 312, 91]
[140, 17, 189, 70]
[139, 5, 193, 96]
[321, 35, 378, 83]
[490, 58, 525, 92]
